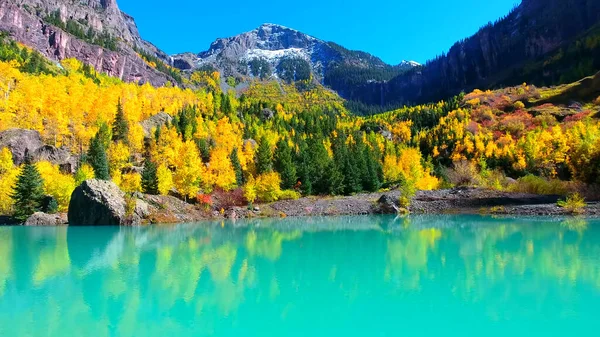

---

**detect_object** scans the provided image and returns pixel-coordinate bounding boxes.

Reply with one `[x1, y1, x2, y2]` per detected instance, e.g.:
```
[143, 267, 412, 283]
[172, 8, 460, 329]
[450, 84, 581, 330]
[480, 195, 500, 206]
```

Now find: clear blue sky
[119, 0, 518, 64]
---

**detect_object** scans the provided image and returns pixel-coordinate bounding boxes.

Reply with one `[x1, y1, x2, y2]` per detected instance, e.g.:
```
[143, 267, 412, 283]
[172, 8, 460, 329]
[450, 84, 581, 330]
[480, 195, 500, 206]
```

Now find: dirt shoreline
[2, 187, 599, 225]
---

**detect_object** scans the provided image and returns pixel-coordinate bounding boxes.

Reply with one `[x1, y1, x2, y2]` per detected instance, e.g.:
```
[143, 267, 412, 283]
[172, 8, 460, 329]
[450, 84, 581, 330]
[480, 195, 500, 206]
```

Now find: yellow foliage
[255, 172, 282, 203]
[75, 163, 95, 185]
[0, 147, 13, 174]
[173, 141, 204, 198]
[208, 147, 236, 191]
[0, 166, 20, 214]
[35, 161, 76, 211]
[119, 172, 142, 193]
[157, 164, 174, 196]
[243, 175, 257, 204]
[108, 141, 131, 172]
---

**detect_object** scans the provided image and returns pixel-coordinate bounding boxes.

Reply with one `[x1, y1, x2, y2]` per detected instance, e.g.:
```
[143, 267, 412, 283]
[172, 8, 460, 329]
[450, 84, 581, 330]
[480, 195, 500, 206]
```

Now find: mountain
[372, 0, 600, 107]
[0, 0, 174, 85]
[171, 23, 419, 91]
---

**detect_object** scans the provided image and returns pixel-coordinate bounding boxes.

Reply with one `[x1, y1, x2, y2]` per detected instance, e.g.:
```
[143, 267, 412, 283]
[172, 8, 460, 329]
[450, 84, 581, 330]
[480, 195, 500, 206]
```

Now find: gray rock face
[0, 1, 172, 86]
[375, 194, 400, 214]
[24, 212, 67, 226]
[172, 23, 419, 83]
[139, 112, 173, 139]
[0, 128, 43, 165]
[68, 179, 145, 226]
[33, 145, 78, 173]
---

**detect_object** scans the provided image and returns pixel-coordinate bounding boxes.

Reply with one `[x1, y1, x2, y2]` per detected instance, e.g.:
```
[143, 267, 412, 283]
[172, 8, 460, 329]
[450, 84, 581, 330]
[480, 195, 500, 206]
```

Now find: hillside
[372, 0, 600, 108]
[0, 0, 177, 85]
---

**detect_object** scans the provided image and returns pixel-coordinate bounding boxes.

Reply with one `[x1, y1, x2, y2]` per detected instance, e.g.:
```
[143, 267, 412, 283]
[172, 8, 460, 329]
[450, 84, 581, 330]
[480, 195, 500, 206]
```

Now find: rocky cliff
[0, 0, 172, 85]
[375, 0, 600, 107]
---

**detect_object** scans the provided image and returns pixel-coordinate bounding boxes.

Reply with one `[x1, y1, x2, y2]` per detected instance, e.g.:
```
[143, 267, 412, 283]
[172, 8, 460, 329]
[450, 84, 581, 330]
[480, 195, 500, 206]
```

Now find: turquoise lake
[1, 215, 600, 336]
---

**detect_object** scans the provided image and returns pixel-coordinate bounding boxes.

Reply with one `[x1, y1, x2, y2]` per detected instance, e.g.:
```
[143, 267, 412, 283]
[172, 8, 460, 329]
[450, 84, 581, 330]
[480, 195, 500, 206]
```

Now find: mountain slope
[171, 23, 419, 90]
[0, 0, 174, 85]
[376, 0, 600, 107]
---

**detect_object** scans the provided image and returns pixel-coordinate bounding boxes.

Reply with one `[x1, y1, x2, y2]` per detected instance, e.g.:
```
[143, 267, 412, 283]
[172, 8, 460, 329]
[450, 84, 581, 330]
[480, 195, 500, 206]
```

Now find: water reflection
[0, 215, 600, 336]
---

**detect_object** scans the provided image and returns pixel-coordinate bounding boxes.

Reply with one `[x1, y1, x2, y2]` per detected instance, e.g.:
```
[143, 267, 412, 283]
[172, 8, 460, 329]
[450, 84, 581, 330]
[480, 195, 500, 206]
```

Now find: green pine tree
[112, 99, 129, 144]
[97, 122, 112, 149]
[87, 134, 110, 180]
[274, 138, 297, 189]
[255, 136, 273, 174]
[141, 158, 159, 195]
[362, 147, 381, 192]
[11, 156, 45, 221]
[230, 147, 244, 187]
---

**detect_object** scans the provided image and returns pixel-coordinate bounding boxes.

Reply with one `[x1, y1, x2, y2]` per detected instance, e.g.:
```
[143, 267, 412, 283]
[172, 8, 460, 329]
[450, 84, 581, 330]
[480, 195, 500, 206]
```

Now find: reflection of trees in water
[0, 229, 12, 296]
[1, 216, 600, 335]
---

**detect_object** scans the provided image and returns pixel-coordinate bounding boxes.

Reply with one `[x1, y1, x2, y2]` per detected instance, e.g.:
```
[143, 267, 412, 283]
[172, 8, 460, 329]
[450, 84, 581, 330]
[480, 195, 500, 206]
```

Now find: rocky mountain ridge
[0, 0, 173, 85]
[172, 23, 419, 85]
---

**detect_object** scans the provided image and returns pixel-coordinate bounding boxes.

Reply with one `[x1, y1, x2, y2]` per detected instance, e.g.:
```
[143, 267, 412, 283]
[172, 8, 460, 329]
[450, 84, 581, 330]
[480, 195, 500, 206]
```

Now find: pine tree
[141, 158, 159, 195]
[274, 138, 297, 189]
[112, 99, 129, 144]
[87, 134, 110, 180]
[362, 147, 381, 192]
[230, 147, 244, 187]
[11, 156, 45, 221]
[256, 136, 273, 174]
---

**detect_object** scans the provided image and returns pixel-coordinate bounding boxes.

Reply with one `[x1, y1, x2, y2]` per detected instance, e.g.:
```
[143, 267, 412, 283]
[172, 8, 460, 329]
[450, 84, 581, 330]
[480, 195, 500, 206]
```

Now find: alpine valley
[1, 0, 600, 225]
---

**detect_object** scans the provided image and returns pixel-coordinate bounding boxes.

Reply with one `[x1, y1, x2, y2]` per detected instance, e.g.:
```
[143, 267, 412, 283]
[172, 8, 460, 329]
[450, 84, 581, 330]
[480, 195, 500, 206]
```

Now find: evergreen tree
[362, 147, 381, 192]
[322, 161, 344, 195]
[274, 138, 297, 189]
[230, 147, 244, 187]
[11, 155, 45, 221]
[141, 158, 159, 195]
[255, 136, 273, 174]
[97, 122, 112, 149]
[87, 134, 110, 180]
[112, 99, 129, 143]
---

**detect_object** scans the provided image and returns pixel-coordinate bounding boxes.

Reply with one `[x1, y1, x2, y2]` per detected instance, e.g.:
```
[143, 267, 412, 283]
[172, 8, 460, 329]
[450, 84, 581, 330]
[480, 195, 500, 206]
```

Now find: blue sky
[119, 0, 518, 65]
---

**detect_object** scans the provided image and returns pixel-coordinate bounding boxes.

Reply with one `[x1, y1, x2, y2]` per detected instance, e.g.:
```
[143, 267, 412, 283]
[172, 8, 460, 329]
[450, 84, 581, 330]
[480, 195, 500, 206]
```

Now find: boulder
[374, 194, 400, 214]
[0, 128, 43, 165]
[24, 212, 67, 226]
[261, 108, 275, 120]
[139, 112, 173, 139]
[68, 179, 146, 226]
[33, 145, 78, 173]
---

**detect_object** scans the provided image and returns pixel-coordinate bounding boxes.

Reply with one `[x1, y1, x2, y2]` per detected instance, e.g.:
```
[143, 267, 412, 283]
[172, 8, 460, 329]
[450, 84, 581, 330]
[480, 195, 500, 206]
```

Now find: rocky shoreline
[2, 183, 599, 226]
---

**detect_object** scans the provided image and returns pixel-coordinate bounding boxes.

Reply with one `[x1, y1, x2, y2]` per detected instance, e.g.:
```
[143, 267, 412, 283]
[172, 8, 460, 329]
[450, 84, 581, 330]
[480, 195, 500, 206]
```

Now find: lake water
[1, 215, 600, 336]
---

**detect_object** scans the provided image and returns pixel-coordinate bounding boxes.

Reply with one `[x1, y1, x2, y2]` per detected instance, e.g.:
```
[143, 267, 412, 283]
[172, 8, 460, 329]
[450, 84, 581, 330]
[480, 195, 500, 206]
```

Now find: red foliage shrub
[211, 188, 247, 209]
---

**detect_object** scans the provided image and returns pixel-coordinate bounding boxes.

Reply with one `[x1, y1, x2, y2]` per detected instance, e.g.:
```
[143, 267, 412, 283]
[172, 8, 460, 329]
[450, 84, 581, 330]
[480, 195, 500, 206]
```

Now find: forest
[1, 33, 600, 220]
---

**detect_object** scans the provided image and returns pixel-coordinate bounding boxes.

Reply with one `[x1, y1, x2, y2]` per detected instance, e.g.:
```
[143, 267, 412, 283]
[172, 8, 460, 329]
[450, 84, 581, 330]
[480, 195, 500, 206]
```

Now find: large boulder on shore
[68, 180, 149, 226]
[0, 128, 43, 165]
[24, 212, 67, 226]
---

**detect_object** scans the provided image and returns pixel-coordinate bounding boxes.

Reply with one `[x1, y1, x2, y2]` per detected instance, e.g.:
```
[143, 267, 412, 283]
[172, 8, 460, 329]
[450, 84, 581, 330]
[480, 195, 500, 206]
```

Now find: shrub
[255, 172, 282, 203]
[508, 175, 570, 195]
[595, 96, 600, 105]
[196, 194, 213, 210]
[279, 190, 300, 200]
[513, 101, 525, 110]
[557, 193, 586, 214]
[447, 160, 481, 187]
